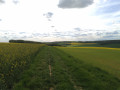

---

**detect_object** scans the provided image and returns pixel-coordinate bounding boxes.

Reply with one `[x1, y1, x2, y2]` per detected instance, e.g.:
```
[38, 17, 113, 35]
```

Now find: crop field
[67, 43, 99, 47]
[67, 42, 120, 48]
[70, 43, 96, 45]
[0, 43, 45, 89]
[57, 47, 120, 79]
[0, 43, 120, 90]
[13, 46, 120, 90]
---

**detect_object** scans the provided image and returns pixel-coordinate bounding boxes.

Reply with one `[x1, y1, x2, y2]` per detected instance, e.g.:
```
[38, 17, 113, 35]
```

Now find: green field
[0, 43, 120, 90]
[66, 42, 120, 48]
[102, 43, 120, 48]
[57, 47, 120, 78]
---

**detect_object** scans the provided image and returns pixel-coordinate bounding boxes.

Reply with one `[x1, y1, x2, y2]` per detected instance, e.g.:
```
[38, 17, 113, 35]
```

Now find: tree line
[9, 40, 41, 44]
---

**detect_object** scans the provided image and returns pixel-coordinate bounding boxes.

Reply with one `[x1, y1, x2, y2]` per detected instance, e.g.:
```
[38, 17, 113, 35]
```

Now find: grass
[0, 43, 120, 90]
[13, 46, 120, 90]
[13, 46, 75, 90]
[55, 47, 120, 90]
[57, 47, 120, 79]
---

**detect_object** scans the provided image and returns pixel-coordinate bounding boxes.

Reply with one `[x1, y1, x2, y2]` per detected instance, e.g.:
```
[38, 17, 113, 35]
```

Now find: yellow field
[0, 43, 45, 89]
[70, 42, 96, 45]
[63, 46, 120, 50]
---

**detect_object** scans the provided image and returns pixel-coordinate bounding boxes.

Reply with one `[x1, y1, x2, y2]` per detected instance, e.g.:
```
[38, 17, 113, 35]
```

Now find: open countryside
[1, 0, 120, 90]
[0, 41, 120, 90]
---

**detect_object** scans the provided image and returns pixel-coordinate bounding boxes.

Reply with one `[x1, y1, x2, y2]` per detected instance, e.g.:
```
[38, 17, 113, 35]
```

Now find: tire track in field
[49, 65, 52, 77]
[59, 59, 83, 90]
[47, 48, 54, 90]
[49, 47, 82, 90]
[66, 71, 83, 90]
[50, 47, 83, 90]
[48, 53, 52, 77]
[62, 61, 83, 90]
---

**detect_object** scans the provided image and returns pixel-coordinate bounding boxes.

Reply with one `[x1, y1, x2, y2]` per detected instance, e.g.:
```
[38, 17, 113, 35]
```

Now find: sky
[0, 0, 120, 42]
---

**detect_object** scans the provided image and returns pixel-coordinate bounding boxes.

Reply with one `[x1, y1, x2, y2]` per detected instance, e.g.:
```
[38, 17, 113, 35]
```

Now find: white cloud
[0, 0, 5, 3]
[0, 0, 120, 42]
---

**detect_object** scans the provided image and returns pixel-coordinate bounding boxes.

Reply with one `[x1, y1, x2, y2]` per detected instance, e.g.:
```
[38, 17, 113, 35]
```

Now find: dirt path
[49, 65, 52, 77]
[48, 50, 54, 90]
[49, 87, 54, 90]
[48, 52, 52, 77]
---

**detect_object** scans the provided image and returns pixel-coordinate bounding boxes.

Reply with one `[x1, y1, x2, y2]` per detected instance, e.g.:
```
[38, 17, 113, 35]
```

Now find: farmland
[0, 43, 120, 90]
[57, 47, 120, 78]
[13, 46, 120, 90]
[0, 43, 45, 89]
[68, 43, 97, 47]
[59, 41, 120, 48]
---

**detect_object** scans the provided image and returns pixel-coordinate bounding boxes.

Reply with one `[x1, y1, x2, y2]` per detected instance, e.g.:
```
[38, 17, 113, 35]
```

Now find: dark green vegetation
[67, 40, 120, 48]
[45, 40, 120, 48]
[71, 43, 120, 48]
[9, 40, 42, 44]
[13, 46, 120, 90]
[46, 42, 71, 46]
[9, 39, 120, 48]
[100, 43, 120, 48]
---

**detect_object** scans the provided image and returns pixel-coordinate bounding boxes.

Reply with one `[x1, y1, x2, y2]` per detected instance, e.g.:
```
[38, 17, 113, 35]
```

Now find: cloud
[113, 31, 119, 34]
[100, 30, 120, 40]
[81, 34, 88, 36]
[19, 32, 26, 34]
[13, 0, 19, 4]
[0, 0, 19, 4]
[51, 26, 55, 28]
[43, 12, 53, 18]
[0, 0, 5, 3]
[58, 0, 93, 9]
[43, 12, 54, 21]
[0, 28, 120, 42]
[103, 35, 117, 40]
[96, 32, 103, 36]
[47, 12, 53, 18]
[74, 27, 81, 31]
[106, 31, 119, 35]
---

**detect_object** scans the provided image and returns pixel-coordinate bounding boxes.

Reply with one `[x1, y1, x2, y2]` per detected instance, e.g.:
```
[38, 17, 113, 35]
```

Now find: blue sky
[0, 0, 120, 42]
